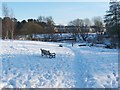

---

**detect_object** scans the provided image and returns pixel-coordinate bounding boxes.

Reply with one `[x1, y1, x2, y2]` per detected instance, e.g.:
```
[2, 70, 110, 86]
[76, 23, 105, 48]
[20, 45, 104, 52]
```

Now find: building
[54, 25, 106, 34]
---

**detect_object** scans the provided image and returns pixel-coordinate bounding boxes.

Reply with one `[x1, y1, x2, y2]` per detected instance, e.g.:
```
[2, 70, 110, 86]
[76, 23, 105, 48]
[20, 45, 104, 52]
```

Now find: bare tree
[79, 18, 91, 41]
[68, 18, 90, 41]
[84, 18, 91, 26]
[45, 16, 55, 40]
[10, 9, 15, 39]
[92, 16, 104, 35]
[2, 3, 10, 39]
[2, 3, 9, 17]
[92, 16, 104, 43]
[2, 3, 15, 39]
[69, 18, 84, 27]
[68, 19, 84, 41]
[38, 16, 44, 22]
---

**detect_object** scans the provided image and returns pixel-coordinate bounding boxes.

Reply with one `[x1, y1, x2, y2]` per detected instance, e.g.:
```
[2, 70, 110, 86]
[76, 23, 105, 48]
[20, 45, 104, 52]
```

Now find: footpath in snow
[0, 40, 119, 88]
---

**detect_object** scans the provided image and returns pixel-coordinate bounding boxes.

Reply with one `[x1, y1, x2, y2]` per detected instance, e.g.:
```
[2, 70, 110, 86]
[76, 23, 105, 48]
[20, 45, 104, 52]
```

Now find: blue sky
[1, 2, 109, 25]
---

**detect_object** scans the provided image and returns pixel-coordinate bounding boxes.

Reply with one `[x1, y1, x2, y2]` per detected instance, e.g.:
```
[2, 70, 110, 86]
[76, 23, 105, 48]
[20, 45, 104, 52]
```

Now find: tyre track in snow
[65, 44, 100, 88]
[69, 46, 91, 88]
[69, 45, 118, 88]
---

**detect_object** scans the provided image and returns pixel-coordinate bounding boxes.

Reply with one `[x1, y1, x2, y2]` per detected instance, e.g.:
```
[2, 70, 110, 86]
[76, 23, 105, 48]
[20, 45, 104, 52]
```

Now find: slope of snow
[0, 40, 118, 88]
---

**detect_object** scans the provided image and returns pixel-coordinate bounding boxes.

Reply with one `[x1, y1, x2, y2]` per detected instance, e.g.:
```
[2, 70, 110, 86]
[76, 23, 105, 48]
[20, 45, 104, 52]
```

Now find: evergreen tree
[104, 0, 120, 38]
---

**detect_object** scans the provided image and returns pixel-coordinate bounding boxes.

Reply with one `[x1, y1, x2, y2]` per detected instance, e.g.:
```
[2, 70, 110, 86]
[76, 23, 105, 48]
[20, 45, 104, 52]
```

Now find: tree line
[1, 3, 55, 39]
[1, 16, 55, 39]
[1, 16, 104, 40]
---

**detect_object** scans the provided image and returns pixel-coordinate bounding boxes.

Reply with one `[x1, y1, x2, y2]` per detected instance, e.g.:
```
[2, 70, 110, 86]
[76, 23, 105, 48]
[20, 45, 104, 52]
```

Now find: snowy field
[0, 40, 119, 88]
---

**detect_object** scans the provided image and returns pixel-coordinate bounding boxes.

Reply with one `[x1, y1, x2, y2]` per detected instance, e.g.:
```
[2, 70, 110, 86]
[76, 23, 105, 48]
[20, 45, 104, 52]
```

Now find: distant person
[72, 42, 74, 47]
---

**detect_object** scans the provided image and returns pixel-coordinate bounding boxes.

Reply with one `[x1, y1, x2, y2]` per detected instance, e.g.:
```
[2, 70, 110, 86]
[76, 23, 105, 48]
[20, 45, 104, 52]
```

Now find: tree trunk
[11, 30, 14, 39]
[5, 30, 8, 39]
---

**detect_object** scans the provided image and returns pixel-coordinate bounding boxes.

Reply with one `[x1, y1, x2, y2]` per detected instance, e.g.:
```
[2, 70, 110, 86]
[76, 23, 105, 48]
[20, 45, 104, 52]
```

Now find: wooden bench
[40, 49, 56, 58]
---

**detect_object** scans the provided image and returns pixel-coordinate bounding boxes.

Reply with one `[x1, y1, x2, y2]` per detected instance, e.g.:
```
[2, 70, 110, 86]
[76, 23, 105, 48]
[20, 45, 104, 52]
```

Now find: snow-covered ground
[0, 40, 119, 88]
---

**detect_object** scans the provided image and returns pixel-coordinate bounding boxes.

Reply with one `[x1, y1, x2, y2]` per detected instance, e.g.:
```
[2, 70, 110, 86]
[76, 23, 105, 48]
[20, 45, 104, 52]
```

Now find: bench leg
[49, 55, 55, 58]
[49, 55, 52, 58]
[41, 53, 44, 56]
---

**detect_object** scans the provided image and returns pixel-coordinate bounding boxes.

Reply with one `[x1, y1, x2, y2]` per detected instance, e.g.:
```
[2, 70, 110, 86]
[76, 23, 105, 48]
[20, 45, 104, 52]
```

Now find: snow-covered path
[0, 40, 118, 88]
[63, 43, 118, 88]
[69, 44, 118, 88]
[71, 46, 92, 88]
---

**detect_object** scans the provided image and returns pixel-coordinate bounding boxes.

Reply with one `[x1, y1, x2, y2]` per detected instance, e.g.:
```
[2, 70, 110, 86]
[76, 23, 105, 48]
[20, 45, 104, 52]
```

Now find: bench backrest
[41, 49, 50, 55]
